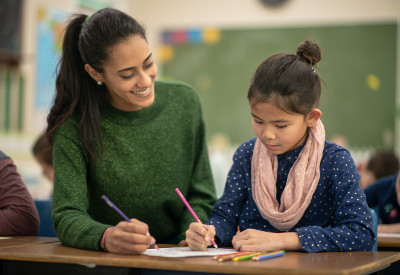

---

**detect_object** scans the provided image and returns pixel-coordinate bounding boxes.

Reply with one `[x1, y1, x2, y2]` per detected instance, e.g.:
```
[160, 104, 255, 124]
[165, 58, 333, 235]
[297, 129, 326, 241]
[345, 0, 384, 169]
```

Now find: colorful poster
[35, 8, 67, 111]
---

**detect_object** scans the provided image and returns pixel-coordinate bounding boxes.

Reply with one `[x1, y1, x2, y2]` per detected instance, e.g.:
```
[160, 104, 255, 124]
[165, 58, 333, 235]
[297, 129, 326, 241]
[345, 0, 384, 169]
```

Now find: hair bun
[296, 40, 322, 66]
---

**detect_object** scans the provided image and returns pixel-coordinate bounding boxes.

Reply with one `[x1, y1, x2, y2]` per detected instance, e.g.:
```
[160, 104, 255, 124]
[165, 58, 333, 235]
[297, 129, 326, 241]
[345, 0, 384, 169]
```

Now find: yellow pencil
[233, 252, 262, 261]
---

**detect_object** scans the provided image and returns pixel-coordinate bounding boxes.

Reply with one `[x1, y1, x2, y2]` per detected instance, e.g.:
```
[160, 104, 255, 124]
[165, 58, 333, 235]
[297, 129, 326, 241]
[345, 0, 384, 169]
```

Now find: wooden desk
[1, 238, 400, 275]
[378, 233, 400, 249]
[0, 236, 59, 249]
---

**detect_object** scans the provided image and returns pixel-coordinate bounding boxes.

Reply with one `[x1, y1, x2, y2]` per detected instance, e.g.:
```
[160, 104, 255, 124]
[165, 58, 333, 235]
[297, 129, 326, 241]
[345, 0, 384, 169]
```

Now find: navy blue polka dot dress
[206, 137, 375, 252]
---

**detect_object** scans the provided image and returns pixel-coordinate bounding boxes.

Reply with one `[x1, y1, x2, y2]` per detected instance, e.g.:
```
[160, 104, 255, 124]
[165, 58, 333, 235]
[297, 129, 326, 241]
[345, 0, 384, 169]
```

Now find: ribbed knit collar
[101, 82, 167, 126]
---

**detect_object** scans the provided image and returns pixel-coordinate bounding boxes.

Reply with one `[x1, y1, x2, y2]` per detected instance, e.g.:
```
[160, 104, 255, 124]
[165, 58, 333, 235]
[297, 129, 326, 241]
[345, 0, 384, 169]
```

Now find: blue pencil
[252, 250, 285, 261]
[101, 195, 159, 249]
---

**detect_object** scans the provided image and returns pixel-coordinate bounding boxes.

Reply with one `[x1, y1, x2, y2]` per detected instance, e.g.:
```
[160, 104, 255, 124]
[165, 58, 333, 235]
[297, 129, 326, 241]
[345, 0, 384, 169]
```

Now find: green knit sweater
[52, 81, 217, 251]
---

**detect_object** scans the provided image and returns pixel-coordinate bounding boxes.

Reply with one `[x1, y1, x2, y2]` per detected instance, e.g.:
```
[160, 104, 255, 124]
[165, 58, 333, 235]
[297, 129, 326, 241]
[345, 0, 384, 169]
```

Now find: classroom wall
[127, 0, 400, 195]
[1, 0, 399, 198]
[8, 0, 400, 140]
[129, 0, 400, 151]
[0, 0, 130, 198]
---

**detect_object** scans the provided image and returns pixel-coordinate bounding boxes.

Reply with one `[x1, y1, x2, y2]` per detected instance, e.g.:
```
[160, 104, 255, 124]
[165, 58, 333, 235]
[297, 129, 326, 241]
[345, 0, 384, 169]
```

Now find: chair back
[369, 208, 378, 251]
[34, 199, 57, 237]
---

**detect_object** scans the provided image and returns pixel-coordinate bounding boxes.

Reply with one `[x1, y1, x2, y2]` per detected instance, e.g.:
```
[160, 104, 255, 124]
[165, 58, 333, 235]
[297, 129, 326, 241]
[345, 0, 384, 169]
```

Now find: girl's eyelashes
[276, 125, 288, 129]
[253, 118, 263, 124]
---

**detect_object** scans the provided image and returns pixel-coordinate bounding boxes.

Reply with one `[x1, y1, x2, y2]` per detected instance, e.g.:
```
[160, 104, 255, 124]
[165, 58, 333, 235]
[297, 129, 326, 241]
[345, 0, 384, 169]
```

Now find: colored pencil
[175, 188, 218, 248]
[214, 251, 254, 262]
[101, 195, 159, 249]
[252, 250, 285, 261]
[233, 252, 262, 261]
[213, 250, 252, 259]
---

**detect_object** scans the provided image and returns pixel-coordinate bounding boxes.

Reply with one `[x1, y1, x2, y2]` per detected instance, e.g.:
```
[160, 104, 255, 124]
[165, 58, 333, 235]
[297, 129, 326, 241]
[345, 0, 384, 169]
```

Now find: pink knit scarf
[251, 120, 325, 231]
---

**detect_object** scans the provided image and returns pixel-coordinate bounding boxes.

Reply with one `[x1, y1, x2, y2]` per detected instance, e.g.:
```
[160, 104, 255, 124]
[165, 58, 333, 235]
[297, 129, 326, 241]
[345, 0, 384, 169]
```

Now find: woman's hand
[104, 218, 156, 254]
[185, 222, 216, 251]
[232, 229, 301, 252]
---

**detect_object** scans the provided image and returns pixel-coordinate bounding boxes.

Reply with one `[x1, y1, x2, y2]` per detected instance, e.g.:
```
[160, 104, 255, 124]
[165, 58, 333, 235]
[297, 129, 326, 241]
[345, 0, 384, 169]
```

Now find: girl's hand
[232, 229, 301, 252]
[185, 222, 216, 251]
[104, 218, 156, 254]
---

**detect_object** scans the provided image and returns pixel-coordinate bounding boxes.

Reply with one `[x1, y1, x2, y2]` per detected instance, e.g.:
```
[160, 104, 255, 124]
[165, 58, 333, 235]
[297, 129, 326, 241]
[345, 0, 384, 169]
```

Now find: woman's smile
[130, 87, 152, 98]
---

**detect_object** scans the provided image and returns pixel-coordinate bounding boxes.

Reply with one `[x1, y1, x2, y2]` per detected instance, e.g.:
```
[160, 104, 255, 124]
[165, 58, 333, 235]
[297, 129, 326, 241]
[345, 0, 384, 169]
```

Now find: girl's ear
[84, 64, 104, 83]
[306, 108, 322, 127]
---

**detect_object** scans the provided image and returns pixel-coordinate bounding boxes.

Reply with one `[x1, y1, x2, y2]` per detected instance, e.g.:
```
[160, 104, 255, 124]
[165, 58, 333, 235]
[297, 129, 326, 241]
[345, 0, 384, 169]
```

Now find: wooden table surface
[1, 237, 400, 275]
[378, 233, 400, 248]
[0, 236, 59, 249]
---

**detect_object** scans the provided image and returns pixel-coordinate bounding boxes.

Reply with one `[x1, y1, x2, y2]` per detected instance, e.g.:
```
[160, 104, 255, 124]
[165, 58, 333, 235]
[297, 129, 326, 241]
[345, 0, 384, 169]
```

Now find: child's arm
[232, 229, 301, 252]
[205, 142, 254, 247]
[295, 149, 375, 252]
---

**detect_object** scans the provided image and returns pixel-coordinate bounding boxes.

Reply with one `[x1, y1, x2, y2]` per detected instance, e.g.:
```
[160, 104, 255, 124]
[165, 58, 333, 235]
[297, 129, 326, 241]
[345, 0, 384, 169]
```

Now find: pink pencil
[175, 188, 218, 248]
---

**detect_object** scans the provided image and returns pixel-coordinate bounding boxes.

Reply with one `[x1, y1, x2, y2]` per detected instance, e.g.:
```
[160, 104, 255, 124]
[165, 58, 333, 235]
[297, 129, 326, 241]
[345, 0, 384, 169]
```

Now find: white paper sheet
[142, 247, 237, 257]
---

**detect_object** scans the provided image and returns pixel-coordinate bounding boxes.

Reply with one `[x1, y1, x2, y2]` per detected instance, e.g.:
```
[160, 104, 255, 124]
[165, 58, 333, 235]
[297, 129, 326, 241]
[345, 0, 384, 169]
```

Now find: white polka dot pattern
[206, 138, 375, 252]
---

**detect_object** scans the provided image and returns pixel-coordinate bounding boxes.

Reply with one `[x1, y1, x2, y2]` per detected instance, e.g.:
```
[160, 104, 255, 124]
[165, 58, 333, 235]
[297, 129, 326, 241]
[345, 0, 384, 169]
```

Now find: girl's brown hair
[247, 40, 322, 115]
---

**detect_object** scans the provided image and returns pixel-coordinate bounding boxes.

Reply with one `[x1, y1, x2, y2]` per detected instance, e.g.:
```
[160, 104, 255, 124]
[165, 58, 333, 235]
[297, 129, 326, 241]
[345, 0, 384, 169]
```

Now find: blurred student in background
[358, 150, 399, 189]
[365, 171, 400, 233]
[32, 132, 54, 183]
[0, 150, 40, 235]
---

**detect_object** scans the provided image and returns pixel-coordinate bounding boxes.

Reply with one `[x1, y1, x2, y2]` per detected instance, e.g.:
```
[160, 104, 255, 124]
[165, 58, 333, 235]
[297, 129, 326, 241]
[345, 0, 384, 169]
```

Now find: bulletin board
[160, 23, 397, 149]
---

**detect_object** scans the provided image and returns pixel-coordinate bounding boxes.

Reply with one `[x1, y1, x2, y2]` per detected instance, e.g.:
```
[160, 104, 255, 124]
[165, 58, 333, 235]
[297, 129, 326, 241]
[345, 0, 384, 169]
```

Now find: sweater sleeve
[296, 149, 376, 252]
[176, 89, 217, 242]
[0, 154, 40, 235]
[206, 145, 249, 247]
[52, 126, 109, 250]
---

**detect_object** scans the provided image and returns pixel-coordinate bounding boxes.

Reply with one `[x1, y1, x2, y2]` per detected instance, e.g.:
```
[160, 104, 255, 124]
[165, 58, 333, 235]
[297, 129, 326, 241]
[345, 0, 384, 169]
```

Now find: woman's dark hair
[32, 132, 53, 166]
[247, 40, 322, 115]
[46, 8, 147, 160]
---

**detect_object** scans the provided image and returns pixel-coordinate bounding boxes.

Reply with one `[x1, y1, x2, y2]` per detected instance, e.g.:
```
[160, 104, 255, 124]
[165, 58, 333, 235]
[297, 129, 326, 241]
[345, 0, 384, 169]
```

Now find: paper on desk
[142, 247, 237, 257]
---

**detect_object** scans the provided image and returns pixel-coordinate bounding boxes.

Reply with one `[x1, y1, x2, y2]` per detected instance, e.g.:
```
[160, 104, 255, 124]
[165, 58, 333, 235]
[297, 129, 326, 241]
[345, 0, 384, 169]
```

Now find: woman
[47, 8, 216, 254]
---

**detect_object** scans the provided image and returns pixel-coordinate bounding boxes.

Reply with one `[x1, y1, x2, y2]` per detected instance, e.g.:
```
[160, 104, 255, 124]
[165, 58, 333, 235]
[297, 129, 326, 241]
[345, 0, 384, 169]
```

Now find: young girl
[46, 8, 216, 254]
[185, 40, 375, 252]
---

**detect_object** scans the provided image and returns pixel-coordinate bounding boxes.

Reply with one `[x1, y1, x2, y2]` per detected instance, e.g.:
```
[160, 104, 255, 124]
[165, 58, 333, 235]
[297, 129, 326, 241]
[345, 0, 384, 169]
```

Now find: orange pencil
[214, 251, 253, 261]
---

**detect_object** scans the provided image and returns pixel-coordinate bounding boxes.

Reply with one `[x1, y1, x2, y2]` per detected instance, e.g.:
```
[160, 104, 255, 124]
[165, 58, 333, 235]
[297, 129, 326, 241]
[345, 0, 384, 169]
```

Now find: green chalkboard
[161, 23, 397, 149]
